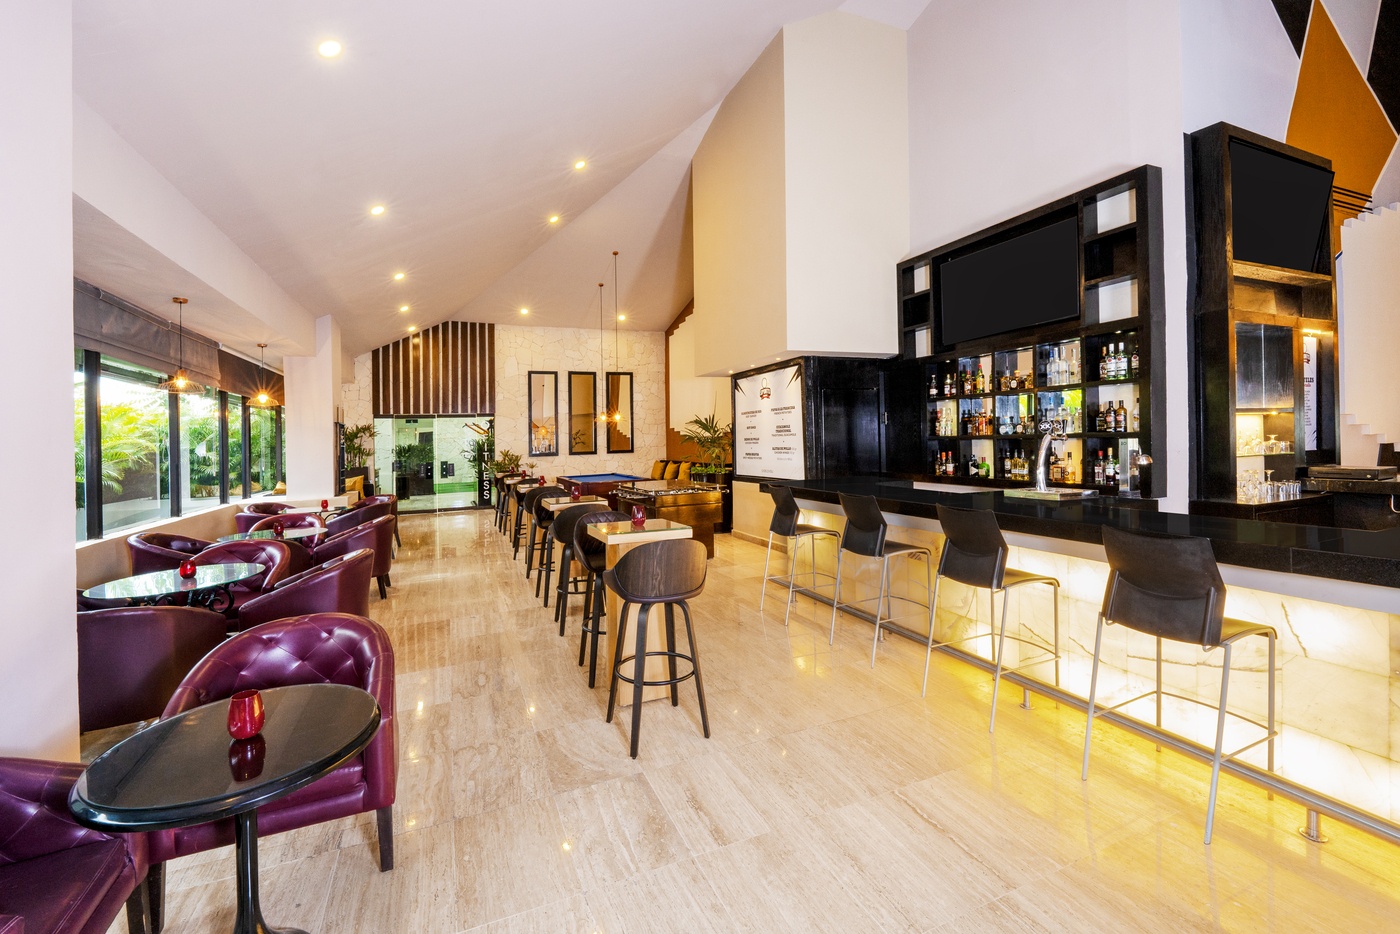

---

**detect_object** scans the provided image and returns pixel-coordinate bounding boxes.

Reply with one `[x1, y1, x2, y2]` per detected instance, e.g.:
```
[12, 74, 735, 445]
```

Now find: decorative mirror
[568, 371, 597, 454]
[605, 371, 633, 453]
[527, 371, 558, 456]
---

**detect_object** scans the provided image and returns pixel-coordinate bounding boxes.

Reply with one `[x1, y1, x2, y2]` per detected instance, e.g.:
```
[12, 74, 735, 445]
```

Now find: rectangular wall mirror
[568, 371, 597, 454]
[606, 371, 633, 453]
[527, 371, 558, 457]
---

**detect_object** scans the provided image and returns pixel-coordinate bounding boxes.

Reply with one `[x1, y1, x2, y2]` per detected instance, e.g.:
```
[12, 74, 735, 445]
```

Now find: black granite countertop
[1304, 477, 1400, 495]
[765, 477, 1400, 589]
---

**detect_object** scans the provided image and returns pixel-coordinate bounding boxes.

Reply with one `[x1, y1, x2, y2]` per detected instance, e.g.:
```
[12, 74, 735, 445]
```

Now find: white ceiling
[72, 0, 902, 361]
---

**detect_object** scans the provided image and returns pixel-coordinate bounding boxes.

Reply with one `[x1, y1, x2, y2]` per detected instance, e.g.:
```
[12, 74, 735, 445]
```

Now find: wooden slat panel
[370, 321, 494, 417]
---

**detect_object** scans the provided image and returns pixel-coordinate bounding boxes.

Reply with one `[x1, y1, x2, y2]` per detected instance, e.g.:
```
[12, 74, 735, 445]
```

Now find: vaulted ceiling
[71, 0, 927, 363]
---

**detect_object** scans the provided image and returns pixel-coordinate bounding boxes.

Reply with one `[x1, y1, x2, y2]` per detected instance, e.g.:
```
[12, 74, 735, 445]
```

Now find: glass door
[374, 415, 493, 513]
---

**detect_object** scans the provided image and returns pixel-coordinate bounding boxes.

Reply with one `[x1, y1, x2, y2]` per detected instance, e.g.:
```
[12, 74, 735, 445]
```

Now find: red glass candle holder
[178, 559, 197, 580]
[271, 520, 285, 538]
[320, 499, 329, 510]
[630, 505, 647, 527]
[569, 487, 581, 501]
[228, 734, 266, 782]
[227, 689, 265, 739]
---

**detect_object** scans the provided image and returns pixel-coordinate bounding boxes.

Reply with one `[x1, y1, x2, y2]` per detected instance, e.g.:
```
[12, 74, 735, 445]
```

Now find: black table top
[768, 477, 1400, 588]
[70, 684, 380, 832]
[82, 562, 266, 601]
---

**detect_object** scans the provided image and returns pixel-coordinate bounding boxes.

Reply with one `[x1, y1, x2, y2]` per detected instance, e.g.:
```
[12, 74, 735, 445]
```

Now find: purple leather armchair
[145, 614, 396, 920]
[244, 518, 315, 577]
[190, 540, 292, 615]
[311, 515, 395, 599]
[126, 532, 213, 576]
[233, 549, 374, 631]
[77, 606, 229, 733]
[231, 502, 291, 534]
[0, 758, 152, 933]
[325, 500, 392, 538]
[359, 495, 401, 547]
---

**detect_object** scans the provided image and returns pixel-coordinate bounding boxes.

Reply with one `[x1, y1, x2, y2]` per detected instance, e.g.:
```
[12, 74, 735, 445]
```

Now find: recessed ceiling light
[393, 272, 405, 281]
[574, 160, 587, 170]
[616, 314, 626, 321]
[407, 325, 416, 332]
[399, 305, 409, 312]
[548, 215, 560, 224]
[519, 307, 529, 315]
[318, 40, 342, 58]
[370, 205, 385, 216]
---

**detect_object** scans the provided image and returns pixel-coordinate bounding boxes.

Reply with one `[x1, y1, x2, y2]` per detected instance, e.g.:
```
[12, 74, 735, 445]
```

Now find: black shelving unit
[889, 166, 1167, 497]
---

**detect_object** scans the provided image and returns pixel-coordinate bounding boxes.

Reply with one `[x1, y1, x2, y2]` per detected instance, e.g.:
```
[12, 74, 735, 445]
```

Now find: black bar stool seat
[546, 502, 609, 621]
[921, 505, 1060, 731]
[760, 486, 840, 626]
[603, 539, 711, 759]
[1082, 524, 1278, 845]
[511, 482, 544, 558]
[574, 511, 630, 687]
[526, 486, 565, 583]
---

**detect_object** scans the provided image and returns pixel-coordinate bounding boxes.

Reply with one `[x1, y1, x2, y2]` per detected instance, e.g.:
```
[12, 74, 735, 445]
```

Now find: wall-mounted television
[1229, 139, 1334, 273]
[938, 215, 1080, 347]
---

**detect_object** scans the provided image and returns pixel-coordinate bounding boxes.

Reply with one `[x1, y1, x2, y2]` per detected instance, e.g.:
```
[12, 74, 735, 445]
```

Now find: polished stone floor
[126, 509, 1400, 932]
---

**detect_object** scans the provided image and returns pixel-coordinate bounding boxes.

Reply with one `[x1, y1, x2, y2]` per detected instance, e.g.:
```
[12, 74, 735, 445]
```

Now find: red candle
[178, 559, 197, 580]
[227, 689, 265, 739]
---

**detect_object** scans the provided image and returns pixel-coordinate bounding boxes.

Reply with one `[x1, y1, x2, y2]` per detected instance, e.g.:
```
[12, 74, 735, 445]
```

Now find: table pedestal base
[234, 811, 307, 934]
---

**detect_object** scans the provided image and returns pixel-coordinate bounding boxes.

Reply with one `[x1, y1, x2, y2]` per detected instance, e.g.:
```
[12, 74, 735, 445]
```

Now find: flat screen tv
[1229, 139, 1334, 273]
[938, 216, 1080, 347]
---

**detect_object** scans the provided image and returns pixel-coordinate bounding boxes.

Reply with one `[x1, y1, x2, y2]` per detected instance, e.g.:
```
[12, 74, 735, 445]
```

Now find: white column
[283, 315, 343, 498]
[0, 2, 78, 758]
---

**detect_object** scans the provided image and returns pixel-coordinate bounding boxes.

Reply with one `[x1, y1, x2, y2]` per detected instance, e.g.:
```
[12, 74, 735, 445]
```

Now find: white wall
[692, 33, 790, 377]
[783, 12, 908, 358]
[494, 325, 667, 476]
[1179, 0, 1299, 139]
[907, 0, 1191, 508]
[283, 315, 343, 497]
[668, 313, 732, 432]
[0, 1, 79, 758]
[1338, 205, 1400, 457]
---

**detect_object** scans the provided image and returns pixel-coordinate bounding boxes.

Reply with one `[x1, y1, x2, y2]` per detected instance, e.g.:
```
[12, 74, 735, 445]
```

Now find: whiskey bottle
[1099, 346, 1109, 380]
[1106, 447, 1118, 487]
[1064, 450, 1077, 484]
[1115, 399, 1127, 433]
[1094, 451, 1106, 486]
[1049, 447, 1064, 484]
[1129, 345, 1139, 378]
[976, 365, 986, 394]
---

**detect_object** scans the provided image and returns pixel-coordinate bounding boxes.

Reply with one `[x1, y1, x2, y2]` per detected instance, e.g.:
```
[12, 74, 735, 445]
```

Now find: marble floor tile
[452, 798, 583, 928]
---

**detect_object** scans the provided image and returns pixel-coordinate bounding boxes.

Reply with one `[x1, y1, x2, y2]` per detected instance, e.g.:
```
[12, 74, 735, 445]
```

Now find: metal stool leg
[869, 555, 891, 667]
[679, 600, 710, 738]
[1081, 613, 1107, 781]
[989, 586, 1010, 732]
[920, 572, 942, 698]
[759, 531, 775, 612]
[783, 534, 799, 627]
[1204, 643, 1234, 844]
[827, 549, 846, 646]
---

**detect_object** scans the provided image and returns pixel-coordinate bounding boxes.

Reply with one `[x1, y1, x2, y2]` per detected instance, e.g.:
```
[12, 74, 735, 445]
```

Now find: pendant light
[596, 280, 609, 424]
[250, 343, 274, 407]
[157, 297, 206, 394]
[609, 250, 622, 424]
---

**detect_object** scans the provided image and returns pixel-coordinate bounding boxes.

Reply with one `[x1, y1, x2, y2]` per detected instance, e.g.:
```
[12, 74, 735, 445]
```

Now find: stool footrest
[615, 651, 698, 688]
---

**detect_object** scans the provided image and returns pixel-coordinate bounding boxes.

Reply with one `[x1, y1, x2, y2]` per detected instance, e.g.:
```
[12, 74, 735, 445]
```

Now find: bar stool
[511, 482, 543, 558]
[494, 475, 512, 533]
[545, 502, 608, 616]
[574, 510, 630, 687]
[1082, 525, 1277, 845]
[604, 538, 711, 758]
[828, 493, 934, 662]
[921, 505, 1060, 731]
[760, 486, 841, 626]
[525, 485, 565, 582]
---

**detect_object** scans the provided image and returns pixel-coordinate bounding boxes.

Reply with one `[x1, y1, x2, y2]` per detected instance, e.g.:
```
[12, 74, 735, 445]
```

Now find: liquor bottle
[1099, 346, 1109, 380]
[1106, 447, 1118, 487]
[1049, 447, 1063, 484]
[1094, 451, 1106, 486]
[1129, 345, 1139, 378]
[929, 376, 937, 399]
[1132, 399, 1140, 433]
[1065, 450, 1077, 484]
[1094, 405, 1105, 432]
[1115, 399, 1127, 433]
[976, 365, 986, 394]
[1003, 448, 1013, 478]
[979, 457, 991, 479]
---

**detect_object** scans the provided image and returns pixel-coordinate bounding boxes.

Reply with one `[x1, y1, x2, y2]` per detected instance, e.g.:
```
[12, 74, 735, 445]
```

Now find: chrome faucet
[1033, 418, 1067, 492]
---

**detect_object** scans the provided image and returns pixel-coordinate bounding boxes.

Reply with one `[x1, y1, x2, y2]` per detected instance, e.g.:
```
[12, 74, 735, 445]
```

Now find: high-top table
[586, 519, 693, 703]
[70, 683, 380, 934]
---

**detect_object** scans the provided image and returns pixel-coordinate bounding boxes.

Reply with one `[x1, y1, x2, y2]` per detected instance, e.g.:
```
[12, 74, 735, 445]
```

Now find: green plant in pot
[490, 448, 522, 474]
[342, 423, 376, 468]
[680, 414, 733, 482]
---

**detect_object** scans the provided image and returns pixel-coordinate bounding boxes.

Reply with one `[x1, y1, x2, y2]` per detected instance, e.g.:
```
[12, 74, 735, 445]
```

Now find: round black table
[218, 528, 322, 543]
[70, 683, 380, 934]
[81, 562, 265, 611]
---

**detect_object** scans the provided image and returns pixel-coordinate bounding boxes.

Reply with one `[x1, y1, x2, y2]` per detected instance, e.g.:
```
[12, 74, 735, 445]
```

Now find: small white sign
[1303, 334, 1318, 451]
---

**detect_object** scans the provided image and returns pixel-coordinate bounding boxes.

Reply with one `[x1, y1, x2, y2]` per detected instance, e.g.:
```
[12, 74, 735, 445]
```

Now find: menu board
[733, 363, 806, 479]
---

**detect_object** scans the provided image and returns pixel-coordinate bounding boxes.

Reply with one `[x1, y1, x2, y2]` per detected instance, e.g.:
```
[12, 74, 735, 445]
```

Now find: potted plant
[489, 448, 522, 475]
[341, 423, 377, 492]
[680, 414, 733, 482]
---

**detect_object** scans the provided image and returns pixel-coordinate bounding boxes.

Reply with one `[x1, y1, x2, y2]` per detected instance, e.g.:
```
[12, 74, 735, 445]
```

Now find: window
[74, 350, 86, 540]
[98, 356, 171, 536]
[227, 394, 244, 499]
[179, 387, 221, 513]
[248, 404, 278, 493]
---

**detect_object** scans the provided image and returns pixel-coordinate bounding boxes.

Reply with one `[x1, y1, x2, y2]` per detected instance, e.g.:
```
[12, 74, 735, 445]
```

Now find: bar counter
[754, 476, 1400, 846]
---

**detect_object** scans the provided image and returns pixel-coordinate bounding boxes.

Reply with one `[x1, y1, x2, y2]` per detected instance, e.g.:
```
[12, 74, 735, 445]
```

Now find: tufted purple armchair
[145, 614, 396, 922]
[189, 540, 292, 616]
[325, 500, 392, 538]
[359, 495, 401, 547]
[77, 606, 229, 733]
[0, 758, 152, 933]
[233, 549, 373, 632]
[126, 533, 213, 576]
[311, 515, 395, 600]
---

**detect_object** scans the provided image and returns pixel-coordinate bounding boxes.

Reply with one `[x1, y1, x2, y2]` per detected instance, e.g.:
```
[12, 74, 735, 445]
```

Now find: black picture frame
[605, 371, 634, 453]
[527, 370, 558, 457]
[568, 371, 597, 454]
